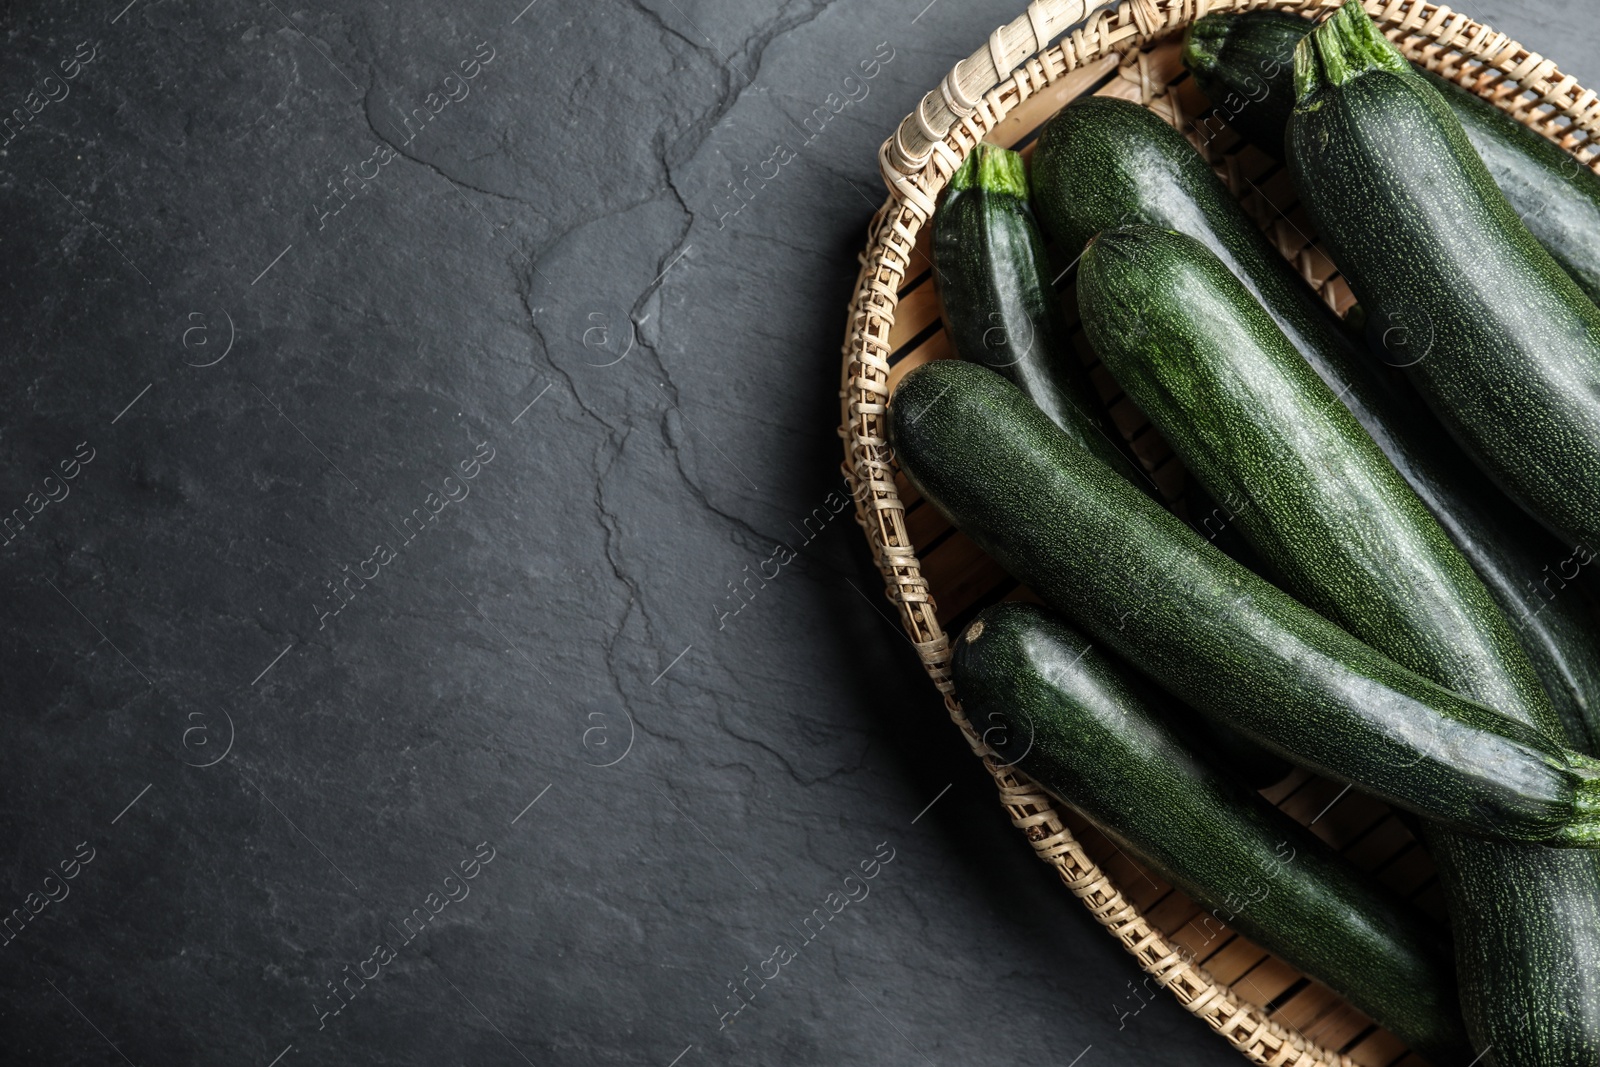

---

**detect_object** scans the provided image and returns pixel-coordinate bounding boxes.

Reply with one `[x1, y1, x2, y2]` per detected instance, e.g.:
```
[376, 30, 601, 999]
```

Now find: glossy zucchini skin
[1442, 71, 1600, 304]
[1429, 834, 1600, 1067]
[1289, 2, 1600, 551]
[1486, 541, 1600, 757]
[1079, 222, 1600, 1067]
[1079, 226, 1553, 731]
[932, 143, 1144, 486]
[933, 143, 1289, 786]
[1181, 9, 1299, 151]
[1031, 86, 1600, 759]
[1183, 7, 1600, 303]
[953, 602, 1466, 1061]
[887, 358, 1600, 846]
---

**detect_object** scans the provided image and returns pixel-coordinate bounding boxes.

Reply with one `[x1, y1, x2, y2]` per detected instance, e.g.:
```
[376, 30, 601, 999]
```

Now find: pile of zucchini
[895, 4, 1600, 1064]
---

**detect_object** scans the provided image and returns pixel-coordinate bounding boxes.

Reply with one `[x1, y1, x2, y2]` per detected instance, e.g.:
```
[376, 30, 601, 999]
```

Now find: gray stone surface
[0, 1, 1590, 1064]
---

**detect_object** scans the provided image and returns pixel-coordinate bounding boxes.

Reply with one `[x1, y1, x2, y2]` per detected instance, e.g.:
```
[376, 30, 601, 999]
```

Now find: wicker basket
[838, 2, 1600, 1064]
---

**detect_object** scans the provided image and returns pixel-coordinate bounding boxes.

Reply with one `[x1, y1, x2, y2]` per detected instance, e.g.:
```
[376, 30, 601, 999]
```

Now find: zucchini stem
[1180, 16, 1229, 80]
[1555, 763, 1600, 848]
[947, 142, 1029, 200]
[1294, 0, 1410, 104]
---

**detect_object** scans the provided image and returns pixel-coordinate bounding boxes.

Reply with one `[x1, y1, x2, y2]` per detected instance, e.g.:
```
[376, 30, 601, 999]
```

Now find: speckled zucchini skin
[1078, 222, 1600, 1066]
[1078, 225, 1551, 727]
[887, 358, 1600, 844]
[952, 602, 1466, 1060]
[1031, 89, 1600, 755]
[1181, 9, 1302, 154]
[1427, 835, 1600, 1067]
[933, 143, 1289, 787]
[932, 143, 1142, 486]
[1184, 7, 1600, 303]
[1289, 2, 1600, 551]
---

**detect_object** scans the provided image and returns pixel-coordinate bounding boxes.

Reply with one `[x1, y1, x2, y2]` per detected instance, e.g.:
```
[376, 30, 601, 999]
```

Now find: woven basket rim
[837, 2, 1600, 1064]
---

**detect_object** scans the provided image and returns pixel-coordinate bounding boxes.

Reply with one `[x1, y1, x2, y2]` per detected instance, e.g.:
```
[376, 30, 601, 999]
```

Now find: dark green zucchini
[1429, 830, 1600, 1067]
[1183, 7, 1600, 304]
[887, 358, 1600, 845]
[932, 143, 1144, 486]
[936, 139, 1277, 573]
[1030, 87, 1600, 758]
[1078, 225, 1552, 724]
[953, 602, 1466, 1060]
[1078, 224, 1600, 1067]
[1161, 698, 1292, 791]
[1504, 555, 1600, 756]
[1289, 1, 1600, 551]
[1181, 9, 1300, 155]
[932, 143, 1289, 787]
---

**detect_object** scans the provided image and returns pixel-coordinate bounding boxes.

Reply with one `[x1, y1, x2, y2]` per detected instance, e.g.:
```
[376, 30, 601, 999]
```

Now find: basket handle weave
[879, 0, 1108, 200]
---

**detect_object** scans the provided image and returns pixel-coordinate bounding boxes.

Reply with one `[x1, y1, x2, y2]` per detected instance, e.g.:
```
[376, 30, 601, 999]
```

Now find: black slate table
[1, 1, 1590, 1064]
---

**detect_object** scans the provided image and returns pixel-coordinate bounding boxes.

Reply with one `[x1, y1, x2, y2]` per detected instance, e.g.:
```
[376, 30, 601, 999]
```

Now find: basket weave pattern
[838, 2, 1600, 1064]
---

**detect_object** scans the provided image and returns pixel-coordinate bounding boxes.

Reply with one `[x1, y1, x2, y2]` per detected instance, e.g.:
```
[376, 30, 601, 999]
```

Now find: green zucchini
[1181, 9, 1300, 158]
[887, 358, 1600, 845]
[953, 602, 1466, 1060]
[1078, 224, 1600, 1067]
[1289, 1, 1600, 551]
[1162, 700, 1292, 791]
[1030, 88, 1600, 758]
[1078, 225, 1553, 727]
[932, 142, 1289, 787]
[1183, 7, 1600, 304]
[935, 138, 1275, 568]
[1434, 836, 1600, 1066]
[932, 144, 1144, 486]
